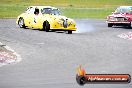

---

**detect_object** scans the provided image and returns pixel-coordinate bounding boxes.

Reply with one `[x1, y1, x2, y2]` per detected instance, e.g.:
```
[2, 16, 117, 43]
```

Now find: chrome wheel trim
[18, 19, 24, 27]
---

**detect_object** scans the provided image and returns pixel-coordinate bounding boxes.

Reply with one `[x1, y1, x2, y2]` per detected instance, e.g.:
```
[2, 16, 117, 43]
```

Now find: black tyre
[68, 30, 72, 34]
[43, 21, 50, 32]
[128, 22, 132, 29]
[108, 23, 113, 27]
[76, 75, 86, 86]
[18, 18, 26, 28]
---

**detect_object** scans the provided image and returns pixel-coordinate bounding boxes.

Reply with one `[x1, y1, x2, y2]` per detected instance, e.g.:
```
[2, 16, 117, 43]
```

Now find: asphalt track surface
[0, 19, 132, 88]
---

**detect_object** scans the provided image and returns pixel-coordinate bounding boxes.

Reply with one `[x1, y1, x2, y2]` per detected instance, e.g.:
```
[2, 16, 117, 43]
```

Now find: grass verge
[0, 0, 132, 18]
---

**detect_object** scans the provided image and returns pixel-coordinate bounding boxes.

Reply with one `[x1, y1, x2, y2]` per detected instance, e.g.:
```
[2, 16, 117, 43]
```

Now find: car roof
[118, 6, 132, 8]
[29, 6, 58, 9]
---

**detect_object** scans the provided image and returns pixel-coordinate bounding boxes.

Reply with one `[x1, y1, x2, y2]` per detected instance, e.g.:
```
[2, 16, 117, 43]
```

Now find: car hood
[43, 14, 73, 21]
[108, 13, 132, 18]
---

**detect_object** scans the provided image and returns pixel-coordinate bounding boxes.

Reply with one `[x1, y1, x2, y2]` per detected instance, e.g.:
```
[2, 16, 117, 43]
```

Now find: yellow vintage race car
[16, 6, 76, 34]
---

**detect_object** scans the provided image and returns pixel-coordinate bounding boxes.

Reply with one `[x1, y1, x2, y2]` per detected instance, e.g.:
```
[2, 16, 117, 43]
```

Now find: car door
[25, 7, 35, 27]
[31, 8, 44, 29]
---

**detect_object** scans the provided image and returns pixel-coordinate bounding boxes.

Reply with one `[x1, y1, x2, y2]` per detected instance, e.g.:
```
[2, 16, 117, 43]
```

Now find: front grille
[61, 18, 68, 28]
[116, 17, 127, 21]
[63, 20, 68, 28]
[109, 17, 128, 22]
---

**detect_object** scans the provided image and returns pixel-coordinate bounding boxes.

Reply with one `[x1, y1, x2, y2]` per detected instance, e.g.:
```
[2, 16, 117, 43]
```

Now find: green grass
[0, 0, 132, 18]
[61, 8, 113, 19]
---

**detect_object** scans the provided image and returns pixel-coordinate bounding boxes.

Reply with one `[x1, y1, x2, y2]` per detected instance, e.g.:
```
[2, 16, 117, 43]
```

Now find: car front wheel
[128, 22, 132, 29]
[108, 23, 113, 27]
[68, 30, 72, 34]
[43, 21, 50, 32]
[18, 18, 26, 28]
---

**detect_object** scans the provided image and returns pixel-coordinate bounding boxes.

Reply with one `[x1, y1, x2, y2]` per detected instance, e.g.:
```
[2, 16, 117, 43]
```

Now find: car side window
[26, 8, 30, 13]
[121, 8, 127, 13]
[34, 8, 39, 15]
[115, 7, 121, 13]
[130, 7, 132, 14]
[26, 7, 35, 14]
[41, 8, 52, 14]
[29, 8, 35, 14]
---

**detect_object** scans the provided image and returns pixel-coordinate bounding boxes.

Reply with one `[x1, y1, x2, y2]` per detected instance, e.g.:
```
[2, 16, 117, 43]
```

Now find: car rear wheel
[43, 21, 50, 32]
[108, 23, 113, 27]
[68, 30, 72, 34]
[18, 18, 26, 28]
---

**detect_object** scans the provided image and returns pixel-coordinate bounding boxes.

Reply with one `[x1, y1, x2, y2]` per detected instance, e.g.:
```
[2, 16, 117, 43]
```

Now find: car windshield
[41, 8, 61, 15]
[115, 7, 132, 14]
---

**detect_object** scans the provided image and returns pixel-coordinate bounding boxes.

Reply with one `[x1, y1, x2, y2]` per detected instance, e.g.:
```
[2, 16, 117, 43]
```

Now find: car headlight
[70, 21, 74, 25]
[69, 20, 75, 26]
[57, 20, 63, 24]
[108, 16, 117, 21]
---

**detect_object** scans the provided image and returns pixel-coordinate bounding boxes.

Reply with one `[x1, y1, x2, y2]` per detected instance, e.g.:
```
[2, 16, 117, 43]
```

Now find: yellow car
[16, 6, 76, 34]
